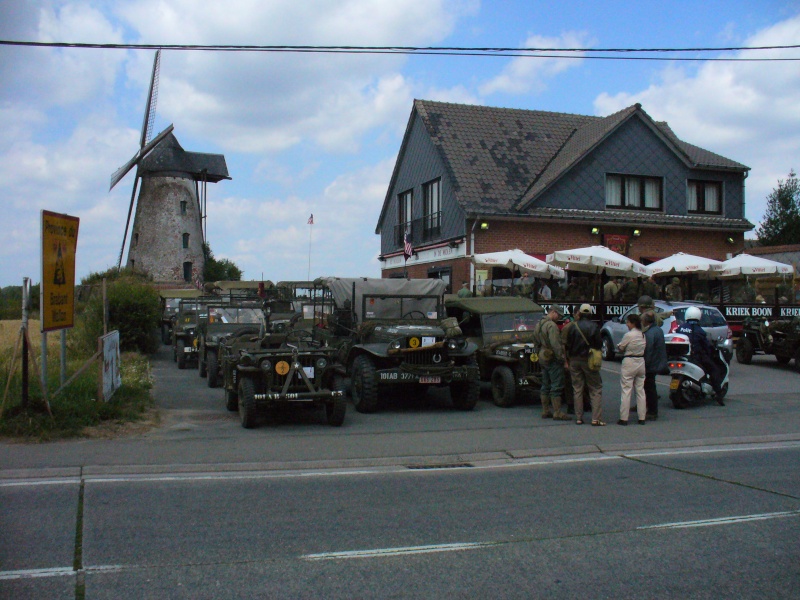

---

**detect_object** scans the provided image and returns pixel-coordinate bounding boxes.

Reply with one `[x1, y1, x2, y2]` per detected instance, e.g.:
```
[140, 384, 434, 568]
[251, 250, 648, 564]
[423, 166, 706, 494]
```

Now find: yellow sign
[41, 210, 80, 332]
[408, 337, 420, 349]
[275, 361, 290, 376]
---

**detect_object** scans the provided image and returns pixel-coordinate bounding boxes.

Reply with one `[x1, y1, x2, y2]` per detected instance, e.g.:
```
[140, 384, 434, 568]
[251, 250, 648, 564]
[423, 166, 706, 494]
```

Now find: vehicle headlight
[260, 359, 272, 372]
[518, 351, 525, 359]
[316, 358, 327, 369]
[390, 339, 402, 350]
[447, 339, 458, 351]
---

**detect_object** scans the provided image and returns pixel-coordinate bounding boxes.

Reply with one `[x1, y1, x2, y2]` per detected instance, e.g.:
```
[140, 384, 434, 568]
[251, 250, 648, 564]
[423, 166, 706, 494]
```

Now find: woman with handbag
[565, 304, 605, 426]
[617, 313, 647, 425]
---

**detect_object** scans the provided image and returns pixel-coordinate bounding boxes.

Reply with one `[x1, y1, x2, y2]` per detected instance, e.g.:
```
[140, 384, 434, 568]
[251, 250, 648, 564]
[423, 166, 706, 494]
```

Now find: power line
[1, 40, 800, 61]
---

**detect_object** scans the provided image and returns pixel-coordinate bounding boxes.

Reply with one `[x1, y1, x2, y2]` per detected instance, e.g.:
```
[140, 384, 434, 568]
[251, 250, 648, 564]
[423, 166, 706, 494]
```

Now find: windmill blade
[117, 174, 141, 269]
[140, 49, 161, 148]
[109, 123, 174, 191]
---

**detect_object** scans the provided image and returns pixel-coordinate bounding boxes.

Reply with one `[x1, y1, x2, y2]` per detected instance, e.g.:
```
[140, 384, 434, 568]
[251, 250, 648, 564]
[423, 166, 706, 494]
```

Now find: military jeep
[172, 298, 214, 369]
[445, 296, 544, 407]
[321, 277, 480, 413]
[736, 316, 800, 372]
[159, 289, 204, 345]
[197, 301, 266, 387]
[219, 324, 346, 428]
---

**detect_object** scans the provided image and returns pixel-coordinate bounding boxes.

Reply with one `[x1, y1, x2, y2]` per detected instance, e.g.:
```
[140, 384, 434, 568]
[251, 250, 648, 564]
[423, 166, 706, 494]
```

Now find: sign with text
[41, 210, 80, 332]
[603, 234, 629, 256]
[100, 330, 121, 402]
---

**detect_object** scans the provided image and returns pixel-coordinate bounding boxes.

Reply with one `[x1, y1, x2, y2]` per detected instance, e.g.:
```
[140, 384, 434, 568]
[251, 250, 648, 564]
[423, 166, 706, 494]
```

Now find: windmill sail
[109, 123, 174, 191]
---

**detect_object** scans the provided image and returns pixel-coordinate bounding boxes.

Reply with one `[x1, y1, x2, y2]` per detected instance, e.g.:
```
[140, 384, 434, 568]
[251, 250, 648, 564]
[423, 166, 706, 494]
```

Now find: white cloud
[479, 31, 590, 96]
[593, 14, 800, 227]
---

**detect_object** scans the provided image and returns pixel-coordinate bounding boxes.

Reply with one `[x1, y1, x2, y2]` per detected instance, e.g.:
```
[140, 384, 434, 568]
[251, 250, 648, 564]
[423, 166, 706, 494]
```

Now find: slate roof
[396, 100, 748, 221]
[139, 133, 230, 182]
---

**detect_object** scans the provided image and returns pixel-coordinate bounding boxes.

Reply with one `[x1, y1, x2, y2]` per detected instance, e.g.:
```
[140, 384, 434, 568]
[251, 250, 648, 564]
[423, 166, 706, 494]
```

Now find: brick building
[376, 100, 753, 291]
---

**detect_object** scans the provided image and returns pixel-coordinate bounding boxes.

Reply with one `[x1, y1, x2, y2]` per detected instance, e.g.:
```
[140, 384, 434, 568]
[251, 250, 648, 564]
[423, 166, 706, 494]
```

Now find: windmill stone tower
[110, 50, 230, 286]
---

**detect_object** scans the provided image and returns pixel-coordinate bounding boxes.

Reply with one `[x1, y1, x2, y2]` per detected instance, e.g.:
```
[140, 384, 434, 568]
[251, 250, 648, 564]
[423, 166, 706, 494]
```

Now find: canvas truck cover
[323, 277, 447, 321]
[159, 289, 205, 299]
[445, 296, 544, 315]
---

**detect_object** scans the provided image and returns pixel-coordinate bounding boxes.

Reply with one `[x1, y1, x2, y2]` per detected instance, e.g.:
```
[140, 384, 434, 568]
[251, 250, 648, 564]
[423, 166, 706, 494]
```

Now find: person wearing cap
[565, 304, 605, 426]
[637, 295, 672, 328]
[457, 281, 472, 298]
[665, 277, 683, 301]
[533, 304, 571, 421]
[642, 275, 660, 300]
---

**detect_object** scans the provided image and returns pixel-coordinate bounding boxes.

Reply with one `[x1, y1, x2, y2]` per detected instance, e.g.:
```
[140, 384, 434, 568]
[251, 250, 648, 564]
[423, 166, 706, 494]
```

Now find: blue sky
[1, 0, 799, 286]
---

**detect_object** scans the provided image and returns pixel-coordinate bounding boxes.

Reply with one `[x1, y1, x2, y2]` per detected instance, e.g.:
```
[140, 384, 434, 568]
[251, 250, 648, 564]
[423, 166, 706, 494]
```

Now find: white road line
[0, 478, 80, 488]
[638, 510, 800, 530]
[302, 541, 496, 561]
[0, 567, 74, 581]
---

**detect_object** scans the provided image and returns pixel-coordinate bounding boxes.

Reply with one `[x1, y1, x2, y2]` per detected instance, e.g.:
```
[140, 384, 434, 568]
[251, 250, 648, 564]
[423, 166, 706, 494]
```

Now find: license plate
[184, 347, 193, 353]
[419, 376, 441, 384]
[669, 379, 679, 390]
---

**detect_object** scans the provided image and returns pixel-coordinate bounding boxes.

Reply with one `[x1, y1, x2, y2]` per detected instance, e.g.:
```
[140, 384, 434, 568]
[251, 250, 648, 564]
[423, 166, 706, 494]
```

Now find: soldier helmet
[672, 277, 680, 284]
[637, 295, 654, 308]
[549, 304, 565, 317]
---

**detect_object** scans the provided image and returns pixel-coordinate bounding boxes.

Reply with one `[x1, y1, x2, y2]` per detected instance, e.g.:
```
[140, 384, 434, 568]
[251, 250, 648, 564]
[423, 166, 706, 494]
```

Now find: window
[183, 262, 192, 282]
[688, 180, 722, 214]
[180, 200, 187, 215]
[605, 174, 662, 210]
[423, 178, 441, 239]
[397, 190, 412, 246]
[133, 233, 139, 248]
[182, 233, 190, 249]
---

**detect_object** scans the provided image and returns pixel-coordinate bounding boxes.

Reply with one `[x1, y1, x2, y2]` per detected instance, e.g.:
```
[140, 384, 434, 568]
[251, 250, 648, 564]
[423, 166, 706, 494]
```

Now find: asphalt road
[1, 344, 799, 598]
[2, 444, 799, 599]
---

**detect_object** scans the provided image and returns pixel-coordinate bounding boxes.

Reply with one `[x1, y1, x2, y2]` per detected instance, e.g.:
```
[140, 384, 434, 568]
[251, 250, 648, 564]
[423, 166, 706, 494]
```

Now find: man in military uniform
[637, 295, 672, 327]
[603, 278, 621, 301]
[642, 276, 660, 300]
[457, 282, 472, 298]
[665, 277, 683, 301]
[619, 277, 639, 303]
[533, 304, 571, 421]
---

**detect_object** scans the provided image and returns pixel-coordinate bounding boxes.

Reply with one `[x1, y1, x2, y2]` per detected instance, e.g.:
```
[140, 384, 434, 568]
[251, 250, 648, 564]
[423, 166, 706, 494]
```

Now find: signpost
[99, 331, 122, 402]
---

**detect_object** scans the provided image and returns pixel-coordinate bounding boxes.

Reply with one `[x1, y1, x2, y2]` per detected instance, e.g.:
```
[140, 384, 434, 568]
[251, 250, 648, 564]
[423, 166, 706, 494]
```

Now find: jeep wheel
[198, 353, 207, 378]
[736, 336, 754, 364]
[238, 377, 258, 428]
[225, 387, 238, 412]
[351, 356, 378, 413]
[775, 353, 791, 365]
[451, 360, 479, 411]
[207, 351, 219, 388]
[601, 335, 615, 361]
[177, 340, 187, 369]
[490, 366, 516, 408]
[325, 375, 347, 427]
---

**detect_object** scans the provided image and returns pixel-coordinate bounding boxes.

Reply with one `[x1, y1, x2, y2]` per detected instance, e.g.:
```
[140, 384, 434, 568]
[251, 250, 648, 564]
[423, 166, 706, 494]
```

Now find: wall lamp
[590, 227, 600, 235]
[633, 229, 641, 237]
[726, 236, 735, 245]
[480, 222, 489, 230]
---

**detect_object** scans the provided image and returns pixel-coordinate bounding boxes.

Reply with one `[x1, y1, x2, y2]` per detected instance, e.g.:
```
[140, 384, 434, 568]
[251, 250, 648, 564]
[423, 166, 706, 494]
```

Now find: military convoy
[736, 316, 800, 372]
[444, 296, 544, 407]
[197, 302, 266, 387]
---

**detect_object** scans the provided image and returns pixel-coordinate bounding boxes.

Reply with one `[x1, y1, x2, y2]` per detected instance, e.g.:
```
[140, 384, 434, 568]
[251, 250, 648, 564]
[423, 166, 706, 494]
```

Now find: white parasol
[718, 253, 795, 278]
[546, 245, 652, 277]
[472, 249, 565, 279]
[648, 252, 723, 278]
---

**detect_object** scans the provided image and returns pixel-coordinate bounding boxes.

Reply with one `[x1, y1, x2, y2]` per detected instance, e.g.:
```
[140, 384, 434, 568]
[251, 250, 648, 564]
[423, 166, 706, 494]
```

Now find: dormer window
[688, 180, 722, 214]
[605, 174, 662, 211]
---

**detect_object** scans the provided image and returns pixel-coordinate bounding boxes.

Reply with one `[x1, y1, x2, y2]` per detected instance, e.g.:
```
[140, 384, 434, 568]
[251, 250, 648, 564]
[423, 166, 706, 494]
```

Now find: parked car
[445, 296, 544, 407]
[600, 301, 731, 362]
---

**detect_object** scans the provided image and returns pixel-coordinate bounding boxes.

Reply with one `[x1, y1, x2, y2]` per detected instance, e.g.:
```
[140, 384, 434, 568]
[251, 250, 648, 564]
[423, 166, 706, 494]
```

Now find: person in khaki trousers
[617, 313, 647, 425]
[566, 304, 605, 426]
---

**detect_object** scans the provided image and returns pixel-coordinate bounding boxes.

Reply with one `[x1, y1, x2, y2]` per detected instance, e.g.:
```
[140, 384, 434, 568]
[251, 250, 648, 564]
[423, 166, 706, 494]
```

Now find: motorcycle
[665, 333, 732, 408]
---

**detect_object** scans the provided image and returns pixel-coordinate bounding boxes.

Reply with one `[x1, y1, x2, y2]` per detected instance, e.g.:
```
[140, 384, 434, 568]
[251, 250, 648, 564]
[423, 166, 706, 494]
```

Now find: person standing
[457, 282, 472, 298]
[538, 280, 552, 301]
[533, 304, 571, 421]
[566, 304, 605, 426]
[603, 278, 621, 301]
[617, 313, 647, 425]
[642, 310, 668, 420]
[642, 275, 660, 300]
[665, 277, 683, 301]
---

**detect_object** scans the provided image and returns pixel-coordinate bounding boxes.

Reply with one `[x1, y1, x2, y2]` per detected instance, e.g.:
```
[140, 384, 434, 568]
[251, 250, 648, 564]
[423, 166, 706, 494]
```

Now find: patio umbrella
[648, 252, 723, 278]
[546, 245, 652, 277]
[718, 254, 795, 278]
[472, 249, 565, 279]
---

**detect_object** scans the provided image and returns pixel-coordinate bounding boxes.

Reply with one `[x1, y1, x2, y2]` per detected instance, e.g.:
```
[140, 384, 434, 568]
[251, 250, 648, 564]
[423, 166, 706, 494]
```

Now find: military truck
[159, 289, 204, 345]
[736, 316, 800, 372]
[445, 296, 545, 407]
[219, 321, 347, 428]
[320, 277, 480, 413]
[197, 301, 266, 387]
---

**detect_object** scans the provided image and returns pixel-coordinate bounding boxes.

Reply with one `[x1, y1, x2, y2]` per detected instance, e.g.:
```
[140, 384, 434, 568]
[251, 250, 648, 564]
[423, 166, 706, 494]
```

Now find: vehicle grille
[273, 355, 319, 390]
[403, 348, 448, 367]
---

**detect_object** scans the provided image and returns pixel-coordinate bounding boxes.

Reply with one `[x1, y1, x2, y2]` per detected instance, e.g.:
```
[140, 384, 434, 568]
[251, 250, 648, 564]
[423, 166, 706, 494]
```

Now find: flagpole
[307, 217, 313, 282]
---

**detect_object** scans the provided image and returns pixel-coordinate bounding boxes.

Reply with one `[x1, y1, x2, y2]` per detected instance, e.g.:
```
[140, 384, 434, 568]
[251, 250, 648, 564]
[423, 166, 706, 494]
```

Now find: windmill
[109, 50, 230, 285]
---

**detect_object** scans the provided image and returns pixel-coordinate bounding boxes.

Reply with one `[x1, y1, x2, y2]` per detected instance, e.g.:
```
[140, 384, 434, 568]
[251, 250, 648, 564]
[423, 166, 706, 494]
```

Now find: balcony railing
[393, 212, 442, 249]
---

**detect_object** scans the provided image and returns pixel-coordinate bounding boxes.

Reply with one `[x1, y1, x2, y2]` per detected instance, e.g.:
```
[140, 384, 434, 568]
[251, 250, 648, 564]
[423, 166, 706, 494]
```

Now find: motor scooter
[665, 333, 732, 408]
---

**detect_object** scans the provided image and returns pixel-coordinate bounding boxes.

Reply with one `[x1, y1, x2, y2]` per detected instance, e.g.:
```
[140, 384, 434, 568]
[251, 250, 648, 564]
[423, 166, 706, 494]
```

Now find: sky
[1, 0, 799, 287]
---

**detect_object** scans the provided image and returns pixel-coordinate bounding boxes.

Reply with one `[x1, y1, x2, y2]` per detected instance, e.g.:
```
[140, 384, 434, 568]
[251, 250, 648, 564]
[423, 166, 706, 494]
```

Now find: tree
[202, 243, 243, 282]
[756, 170, 800, 246]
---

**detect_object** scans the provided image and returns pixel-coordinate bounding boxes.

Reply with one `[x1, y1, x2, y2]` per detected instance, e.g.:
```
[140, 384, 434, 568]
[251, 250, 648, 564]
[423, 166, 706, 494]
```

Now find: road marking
[302, 541, 496, 561]
[638, 510, 800, 530]
[0, 565, 125, 581]
[0, 478, 80, 488]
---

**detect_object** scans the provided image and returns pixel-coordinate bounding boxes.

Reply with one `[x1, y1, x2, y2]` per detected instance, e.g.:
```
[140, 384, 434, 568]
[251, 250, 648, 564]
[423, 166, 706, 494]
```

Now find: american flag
[307, 213, 314, 225]
[403, 231, 413, 259]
